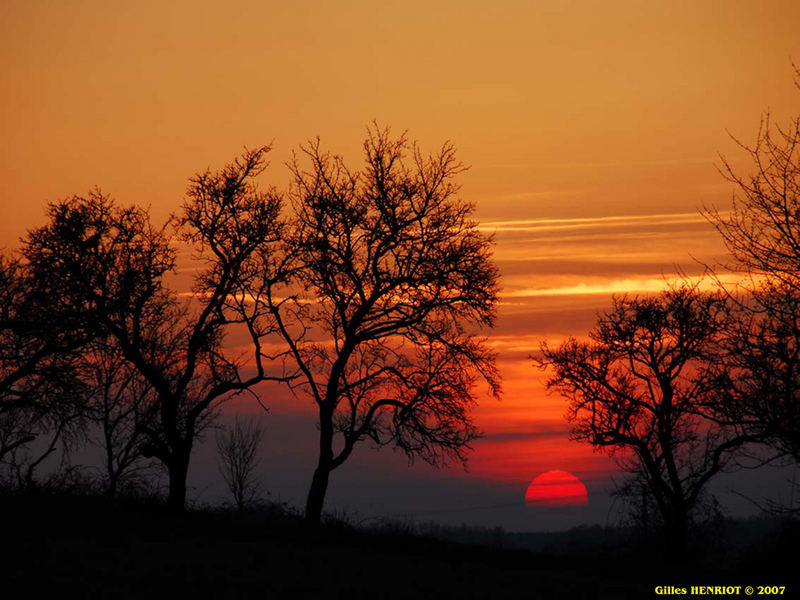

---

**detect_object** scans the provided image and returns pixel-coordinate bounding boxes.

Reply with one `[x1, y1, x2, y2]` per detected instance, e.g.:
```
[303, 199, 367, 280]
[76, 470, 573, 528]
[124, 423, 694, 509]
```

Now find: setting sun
[525, 470, 589, 507]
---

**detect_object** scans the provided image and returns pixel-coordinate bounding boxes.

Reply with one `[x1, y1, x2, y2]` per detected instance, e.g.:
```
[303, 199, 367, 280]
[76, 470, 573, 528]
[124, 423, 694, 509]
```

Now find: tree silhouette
[706, 65, 800, 291]
[719, 287, 800, 463]
[253, 125, 501, 523]
[81, 339, 159, 499]
[704, 63, 800, 466]
[22, 148, 290, 510]
[536, 287, 753, 552]
[0, 253, 92, 475]
[216, 417, 264, 513]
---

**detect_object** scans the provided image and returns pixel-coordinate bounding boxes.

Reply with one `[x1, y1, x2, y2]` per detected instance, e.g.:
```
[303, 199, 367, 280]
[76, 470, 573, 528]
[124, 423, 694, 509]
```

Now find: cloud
[482, 429, 568, 442]
[502, 274, 742, 298]
[479, 211, 714, 233]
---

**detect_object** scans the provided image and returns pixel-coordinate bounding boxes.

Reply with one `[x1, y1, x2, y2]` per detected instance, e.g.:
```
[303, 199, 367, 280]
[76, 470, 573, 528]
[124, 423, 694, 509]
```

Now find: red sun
[524, 470, 589, 507]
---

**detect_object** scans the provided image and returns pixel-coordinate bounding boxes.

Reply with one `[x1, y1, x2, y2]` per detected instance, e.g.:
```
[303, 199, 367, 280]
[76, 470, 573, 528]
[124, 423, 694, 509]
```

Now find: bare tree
[704, 63, 800, 466]
[705, 63, 800, 291]
[536, 287, 754, 552]
[81, 340, 159, 499]
[216, 417, 264, 512]
[252, 125, 501, 523]
[705, 283, 800, 484]
[0, 253, 93, 484]
[1, 401, 86, 492]
[22, 148, 291, 510]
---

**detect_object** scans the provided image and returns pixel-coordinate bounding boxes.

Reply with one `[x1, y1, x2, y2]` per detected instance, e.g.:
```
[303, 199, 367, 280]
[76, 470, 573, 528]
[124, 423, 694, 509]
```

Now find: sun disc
[524, 470, 589, 507]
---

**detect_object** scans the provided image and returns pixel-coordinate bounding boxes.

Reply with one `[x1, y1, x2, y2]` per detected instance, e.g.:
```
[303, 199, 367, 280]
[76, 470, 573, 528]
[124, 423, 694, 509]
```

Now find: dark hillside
[1, 494, 796, 599]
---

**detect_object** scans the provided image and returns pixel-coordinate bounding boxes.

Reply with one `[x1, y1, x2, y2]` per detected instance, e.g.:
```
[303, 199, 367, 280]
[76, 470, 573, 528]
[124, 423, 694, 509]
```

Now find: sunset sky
[3, 1, 800, 530]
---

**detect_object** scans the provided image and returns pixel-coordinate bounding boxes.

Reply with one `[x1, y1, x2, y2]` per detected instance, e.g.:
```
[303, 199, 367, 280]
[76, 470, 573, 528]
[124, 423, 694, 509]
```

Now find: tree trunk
[305, 464, 331, 524]
[305, 409, 334, 523]
[167, 449, 190, 512]
[664, 504, 689, 556]
[106, 473, 118, 501]
[105, 444, 117, 501]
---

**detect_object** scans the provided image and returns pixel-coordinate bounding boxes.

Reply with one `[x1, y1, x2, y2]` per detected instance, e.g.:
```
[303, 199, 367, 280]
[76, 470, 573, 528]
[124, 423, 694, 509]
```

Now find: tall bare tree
[253, 125, 501, 523]
[719, 286, 800, 463]
[22, 148, 290, 510]
[537, 287, 754, 552]
[705, 64, 800, 291]
[704, 63, 800, 466]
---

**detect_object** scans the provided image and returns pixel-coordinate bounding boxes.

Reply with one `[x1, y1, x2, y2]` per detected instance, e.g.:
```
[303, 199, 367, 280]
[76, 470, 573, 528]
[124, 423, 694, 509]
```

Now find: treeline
[0, 125, 500, 523]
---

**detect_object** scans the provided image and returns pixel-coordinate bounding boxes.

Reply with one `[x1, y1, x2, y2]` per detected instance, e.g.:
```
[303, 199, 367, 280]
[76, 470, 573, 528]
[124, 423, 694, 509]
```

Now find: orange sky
[3, 1, 800, 524]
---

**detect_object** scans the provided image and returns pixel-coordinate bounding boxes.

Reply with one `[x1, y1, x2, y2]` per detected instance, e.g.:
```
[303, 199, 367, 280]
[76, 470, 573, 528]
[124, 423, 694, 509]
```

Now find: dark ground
[1, 494, 796, 599]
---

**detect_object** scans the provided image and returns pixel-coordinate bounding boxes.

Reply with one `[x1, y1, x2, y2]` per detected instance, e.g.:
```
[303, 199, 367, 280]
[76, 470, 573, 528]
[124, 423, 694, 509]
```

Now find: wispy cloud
[479, 211, 715, 233]
[503, 274, 741, 298]
[480, 158, 712, 170]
